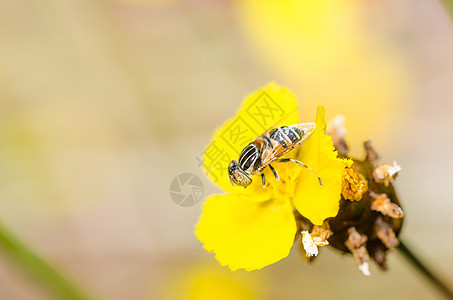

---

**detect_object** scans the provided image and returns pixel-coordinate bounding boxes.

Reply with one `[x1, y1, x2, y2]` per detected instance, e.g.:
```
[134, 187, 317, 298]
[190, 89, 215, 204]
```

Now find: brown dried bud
[311, 221, 333, 242]
[373, 161, 401, 187]
[370, 192, 404, 219]
[375, 217, 400, 249]
[327, 115, 349, 155]
[345, 227, 371, 276]
[342, 160, 368, 201]
[364, 140, 379, 164]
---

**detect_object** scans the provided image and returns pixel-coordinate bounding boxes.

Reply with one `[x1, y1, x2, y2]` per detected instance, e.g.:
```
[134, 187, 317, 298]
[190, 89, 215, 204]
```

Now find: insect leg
[277, 158, 323, 185]
[261, 173, 266, 188]
[268, 164, 279, 181]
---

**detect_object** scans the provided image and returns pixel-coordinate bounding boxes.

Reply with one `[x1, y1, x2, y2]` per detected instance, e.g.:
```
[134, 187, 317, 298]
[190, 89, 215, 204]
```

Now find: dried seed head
[295, 118, 404, 275]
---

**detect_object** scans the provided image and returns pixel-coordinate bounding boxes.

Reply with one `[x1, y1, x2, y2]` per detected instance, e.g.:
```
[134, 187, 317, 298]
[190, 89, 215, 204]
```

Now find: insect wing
[253, 106, 300, 157]
[290, 122, 316, 144]
[260, 122, 316, 167]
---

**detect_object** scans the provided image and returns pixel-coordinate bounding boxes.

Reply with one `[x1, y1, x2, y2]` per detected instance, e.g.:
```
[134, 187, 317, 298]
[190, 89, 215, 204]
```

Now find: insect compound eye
[229, 166, 252, 187]
[238, 144, 260, 171]
[228, 160, 238, 175]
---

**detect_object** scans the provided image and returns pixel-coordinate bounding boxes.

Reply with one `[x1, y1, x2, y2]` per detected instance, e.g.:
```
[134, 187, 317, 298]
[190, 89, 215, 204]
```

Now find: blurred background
[0, 0, 452, 299]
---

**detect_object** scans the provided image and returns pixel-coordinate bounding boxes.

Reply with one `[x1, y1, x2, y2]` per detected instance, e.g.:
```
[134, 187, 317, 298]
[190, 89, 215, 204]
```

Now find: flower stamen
[341, 159, 368, 201]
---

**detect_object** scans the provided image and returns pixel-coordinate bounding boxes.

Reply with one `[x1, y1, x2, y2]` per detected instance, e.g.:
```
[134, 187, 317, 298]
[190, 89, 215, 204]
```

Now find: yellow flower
[159, 264, 265, 300]
[195, 83, 345, 271]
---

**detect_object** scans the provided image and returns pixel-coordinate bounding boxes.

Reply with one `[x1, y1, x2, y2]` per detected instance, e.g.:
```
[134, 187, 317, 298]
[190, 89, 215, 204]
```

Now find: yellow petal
[292, 106, 344, 225]
[195, 193, 296, 271]
[202, 83, 299, 192]
[235, 162, 302, 202]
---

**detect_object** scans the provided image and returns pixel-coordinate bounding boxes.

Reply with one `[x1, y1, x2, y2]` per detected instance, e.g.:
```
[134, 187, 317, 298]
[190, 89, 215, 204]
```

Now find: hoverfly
[228, 112, 322, 188]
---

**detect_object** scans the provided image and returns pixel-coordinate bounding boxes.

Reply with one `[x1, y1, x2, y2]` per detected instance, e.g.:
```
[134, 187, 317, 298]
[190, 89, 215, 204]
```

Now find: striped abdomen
[236, 123, 315, 175]
[268, 126, 304, 149]
[256, 123, 315, 168]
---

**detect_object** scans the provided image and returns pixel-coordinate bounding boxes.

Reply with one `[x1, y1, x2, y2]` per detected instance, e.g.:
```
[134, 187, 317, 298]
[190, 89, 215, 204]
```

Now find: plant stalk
[0, 221, 94, 300]
[399, 239, 453, 300]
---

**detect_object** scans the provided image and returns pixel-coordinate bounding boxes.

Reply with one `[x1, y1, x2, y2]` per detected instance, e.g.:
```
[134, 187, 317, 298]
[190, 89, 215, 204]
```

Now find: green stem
[0, 221, 94, 300]
[398, 239, 453, 300]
